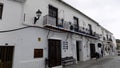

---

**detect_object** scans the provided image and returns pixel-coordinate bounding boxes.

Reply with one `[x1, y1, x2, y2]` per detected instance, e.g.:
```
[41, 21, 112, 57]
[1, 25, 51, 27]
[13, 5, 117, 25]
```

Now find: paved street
[63, 56, 120, 68]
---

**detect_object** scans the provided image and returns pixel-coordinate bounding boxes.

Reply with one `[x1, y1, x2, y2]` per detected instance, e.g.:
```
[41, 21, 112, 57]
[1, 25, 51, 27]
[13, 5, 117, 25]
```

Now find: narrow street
[64, 56, 120, 68]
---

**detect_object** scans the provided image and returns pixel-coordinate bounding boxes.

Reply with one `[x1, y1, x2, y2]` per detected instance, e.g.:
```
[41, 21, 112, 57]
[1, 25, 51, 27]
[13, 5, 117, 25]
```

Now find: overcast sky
[63, 0, 120, 39]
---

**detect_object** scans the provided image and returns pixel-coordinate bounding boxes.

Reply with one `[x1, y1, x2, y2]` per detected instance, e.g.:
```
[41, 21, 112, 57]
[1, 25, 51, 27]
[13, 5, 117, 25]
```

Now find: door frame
[0, 46, 15, 68]
[90, 44, 96, 58]
[48, 39, 62, 67]
[76, 41, 82, 61]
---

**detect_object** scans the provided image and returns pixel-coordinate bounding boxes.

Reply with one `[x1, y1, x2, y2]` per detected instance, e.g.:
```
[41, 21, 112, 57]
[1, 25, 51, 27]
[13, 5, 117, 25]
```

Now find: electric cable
[0, 26, 66, 33]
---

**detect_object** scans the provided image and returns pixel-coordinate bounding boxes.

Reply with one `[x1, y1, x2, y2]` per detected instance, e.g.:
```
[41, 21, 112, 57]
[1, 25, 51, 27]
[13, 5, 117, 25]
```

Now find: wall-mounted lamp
[5, 43, 8, 46]
[34, 9, 42, 24]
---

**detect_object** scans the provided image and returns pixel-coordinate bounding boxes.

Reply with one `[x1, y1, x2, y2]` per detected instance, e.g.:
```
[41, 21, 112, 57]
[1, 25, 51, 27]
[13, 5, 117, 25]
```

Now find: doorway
[48, 39, 61, 67]
[90, 44, 96, 58]
[76, 41, 81, 61]
[0, 46, 14, 68]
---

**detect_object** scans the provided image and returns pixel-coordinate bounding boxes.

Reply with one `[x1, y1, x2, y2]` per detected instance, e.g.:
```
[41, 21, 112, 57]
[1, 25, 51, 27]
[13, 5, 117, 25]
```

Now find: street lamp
[34, 9, 42, 24]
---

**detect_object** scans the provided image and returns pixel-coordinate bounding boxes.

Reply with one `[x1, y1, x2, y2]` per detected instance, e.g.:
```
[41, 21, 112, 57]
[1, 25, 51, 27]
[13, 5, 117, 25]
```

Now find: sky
[63, 0, 120, 39]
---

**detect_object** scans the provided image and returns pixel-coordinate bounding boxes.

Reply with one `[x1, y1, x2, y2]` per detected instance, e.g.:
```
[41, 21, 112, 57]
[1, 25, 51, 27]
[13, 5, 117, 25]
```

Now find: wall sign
[34, 49, 43, 58]
[63, 41, 68, 51]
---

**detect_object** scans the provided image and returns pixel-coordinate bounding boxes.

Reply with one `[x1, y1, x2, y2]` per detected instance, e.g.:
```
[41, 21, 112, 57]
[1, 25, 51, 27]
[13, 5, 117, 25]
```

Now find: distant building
[0, 0, 116, 68]
[116, 39, 120, 50]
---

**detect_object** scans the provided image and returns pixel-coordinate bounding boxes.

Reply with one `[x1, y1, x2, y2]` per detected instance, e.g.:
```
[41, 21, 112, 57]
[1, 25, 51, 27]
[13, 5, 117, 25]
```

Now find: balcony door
[88, 24, 92, 35]
[73, 17, 79, 32]
[0, 46, 14, 68]
[49, 5, 58, 26]
[48, 39, 61, 67]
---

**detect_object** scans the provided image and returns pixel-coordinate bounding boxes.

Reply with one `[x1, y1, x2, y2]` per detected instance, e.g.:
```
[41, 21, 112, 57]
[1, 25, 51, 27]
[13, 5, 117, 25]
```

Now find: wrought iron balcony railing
[12, 0, 26, 3]
[43, 15, 100, 39]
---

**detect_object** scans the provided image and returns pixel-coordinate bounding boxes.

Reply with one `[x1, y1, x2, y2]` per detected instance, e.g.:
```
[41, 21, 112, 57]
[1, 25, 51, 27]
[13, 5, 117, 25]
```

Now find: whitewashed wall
[0, 0, 116, 68]
[0, 28, 47, 68]
[0, 0, 24, 30]
[23, 0, 102, 34]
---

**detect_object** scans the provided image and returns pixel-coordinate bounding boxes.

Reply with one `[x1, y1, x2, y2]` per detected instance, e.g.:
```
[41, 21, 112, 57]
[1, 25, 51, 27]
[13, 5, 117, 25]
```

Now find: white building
[0, 0, 116, 68]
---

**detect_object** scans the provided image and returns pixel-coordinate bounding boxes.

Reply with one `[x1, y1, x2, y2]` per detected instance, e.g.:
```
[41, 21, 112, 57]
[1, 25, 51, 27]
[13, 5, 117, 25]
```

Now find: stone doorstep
[52, 66, 62, 68]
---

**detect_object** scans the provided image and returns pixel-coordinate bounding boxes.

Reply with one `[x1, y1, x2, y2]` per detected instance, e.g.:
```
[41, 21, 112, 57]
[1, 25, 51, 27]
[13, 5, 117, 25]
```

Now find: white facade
[0, 0, 116, 68]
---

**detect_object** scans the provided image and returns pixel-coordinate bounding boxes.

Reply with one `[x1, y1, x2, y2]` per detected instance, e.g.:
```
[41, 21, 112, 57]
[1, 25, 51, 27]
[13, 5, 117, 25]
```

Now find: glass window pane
[0, 4, 3, 19]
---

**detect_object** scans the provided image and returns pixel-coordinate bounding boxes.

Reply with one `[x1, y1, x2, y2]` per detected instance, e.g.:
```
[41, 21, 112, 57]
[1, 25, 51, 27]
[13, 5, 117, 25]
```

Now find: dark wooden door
[0, 46, 14, 68]
[90, 44, 96, 58]
[48, 39, 61, 67]
[76, 41, 80, 61]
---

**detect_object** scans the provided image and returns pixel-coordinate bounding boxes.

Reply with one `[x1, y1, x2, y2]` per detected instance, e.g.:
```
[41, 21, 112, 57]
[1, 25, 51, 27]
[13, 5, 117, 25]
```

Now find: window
[0, 3, 3, 19]
[88, 24, 92, 35]
[106, 35, 109, 40]
[103, 36, 106, 40]
[73, 17, 79, 32]
[49, 5, 58, 26]
[34, 49, 43, 58]
[73, 17, 79, 26]
[49, 5, 58, 18]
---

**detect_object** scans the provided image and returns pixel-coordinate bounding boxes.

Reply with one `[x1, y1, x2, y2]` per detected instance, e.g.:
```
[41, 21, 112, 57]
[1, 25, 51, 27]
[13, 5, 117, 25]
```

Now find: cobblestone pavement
[63, 56, 120, 68]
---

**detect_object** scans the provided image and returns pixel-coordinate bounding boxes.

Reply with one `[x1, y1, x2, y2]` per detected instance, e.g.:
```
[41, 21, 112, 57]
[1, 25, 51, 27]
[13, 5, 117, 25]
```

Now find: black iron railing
[43, 15, 100, 39]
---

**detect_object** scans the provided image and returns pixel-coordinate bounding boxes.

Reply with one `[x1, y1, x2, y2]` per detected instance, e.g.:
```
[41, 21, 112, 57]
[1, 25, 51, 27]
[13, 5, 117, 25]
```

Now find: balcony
[11, 0, 26, 3]
[109, 38, 112, 41]
[43, 15, 100, 39]
[43, 15, 70, 31]
[107, 38, 113, 43]
[103, 36, 113, 43]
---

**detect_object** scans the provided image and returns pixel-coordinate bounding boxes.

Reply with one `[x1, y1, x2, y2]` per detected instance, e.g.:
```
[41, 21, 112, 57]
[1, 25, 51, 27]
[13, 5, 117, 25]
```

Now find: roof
[58, 0, 100, 26]
[100, 26, 113, 34]
[58, 0, 113, 34]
